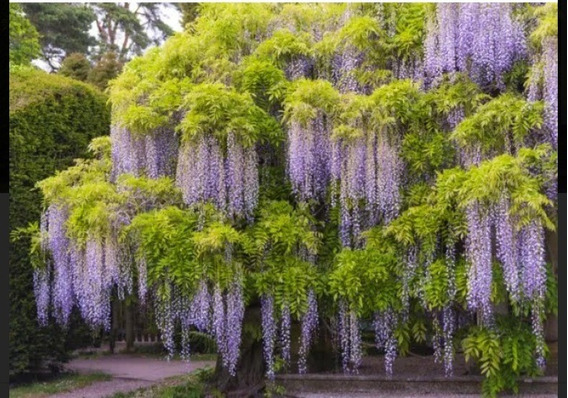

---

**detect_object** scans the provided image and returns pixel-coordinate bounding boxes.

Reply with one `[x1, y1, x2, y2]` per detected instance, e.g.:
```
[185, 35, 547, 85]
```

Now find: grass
[10, 371, 111, 398]
[111, 367, 222, 398]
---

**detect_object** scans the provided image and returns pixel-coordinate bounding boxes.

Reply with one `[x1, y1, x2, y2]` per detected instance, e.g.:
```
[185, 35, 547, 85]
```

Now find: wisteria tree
[22, 4, 557, 397]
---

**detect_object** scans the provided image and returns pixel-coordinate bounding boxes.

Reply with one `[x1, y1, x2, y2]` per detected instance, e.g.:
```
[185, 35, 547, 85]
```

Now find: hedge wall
[9, 66, 110, 378]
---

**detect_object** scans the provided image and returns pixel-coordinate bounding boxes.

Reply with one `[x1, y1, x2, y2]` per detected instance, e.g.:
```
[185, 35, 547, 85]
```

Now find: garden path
[48, 355, 215, 398]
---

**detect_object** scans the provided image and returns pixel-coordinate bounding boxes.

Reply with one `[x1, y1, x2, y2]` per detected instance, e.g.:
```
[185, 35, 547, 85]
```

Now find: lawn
[111, 367, 220, 398]
[10, 371, 111, 398]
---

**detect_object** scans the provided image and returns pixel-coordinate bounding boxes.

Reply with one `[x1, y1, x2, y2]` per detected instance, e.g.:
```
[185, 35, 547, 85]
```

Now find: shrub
[9, 66, 110, 378]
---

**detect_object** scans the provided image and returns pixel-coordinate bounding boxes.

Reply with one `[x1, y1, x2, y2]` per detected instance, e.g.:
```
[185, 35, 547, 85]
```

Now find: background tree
[87, 51, 123, 90]
[22, 3, 96, 70]
[58, 53, 92, 82]
[9, 4, 41, 66]
[175, 3, 200, 28]
[91, 3, 175, 63]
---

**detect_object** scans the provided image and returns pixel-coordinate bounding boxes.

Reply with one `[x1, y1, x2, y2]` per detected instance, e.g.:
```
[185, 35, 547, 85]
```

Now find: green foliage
[22, 3, 95, 69]
[337, 16, 382, 52]
[462, 317, 544, 397]
[87, 52, 123, 90]
[176, 3, 201, 29]
[368, 79, 422, 135]
[59, 53, 92, 82]
[254, 29, 313, 67]
[529, 4, 558, 48]
[9, 4, 41, 66]
[283, 79, 340, 126]
[451, 94, 544, 156]
[236, 58, 288, 112]
[244, 201, 321, 317]
[329, 248, 401, 316]
[178, 83, 282, 147]
[386, 3, 427, 61]
[10, 67, 110, 377]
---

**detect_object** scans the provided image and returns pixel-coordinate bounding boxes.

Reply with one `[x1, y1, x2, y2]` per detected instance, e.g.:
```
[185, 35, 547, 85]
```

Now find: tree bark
[125, 301, 135, 352]
[215, 306, 265, 397]
[109, 297, 119, 354]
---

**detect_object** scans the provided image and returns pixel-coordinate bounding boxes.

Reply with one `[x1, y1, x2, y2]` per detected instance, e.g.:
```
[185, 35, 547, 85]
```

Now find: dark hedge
[9, 67, 110, 378]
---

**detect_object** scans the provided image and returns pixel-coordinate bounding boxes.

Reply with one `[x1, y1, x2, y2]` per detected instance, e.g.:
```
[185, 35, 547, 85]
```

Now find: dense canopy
[27, 4, 558, 396]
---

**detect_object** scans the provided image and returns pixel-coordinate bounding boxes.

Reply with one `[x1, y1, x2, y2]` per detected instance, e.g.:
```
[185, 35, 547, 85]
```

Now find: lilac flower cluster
[518, 220, 546, 304]
[338, 301, 361, 374]
[464, 203, 493, 326]
[151, 278, 244, 373]
[425, 4, 527, 89]
[35, 204, 132, 330]
[33, 265, 51, 326]
[432, 312, 443, 364]
[280, 304, 291, 366]
[298, 289, 318, 374]
[111, 126, 178, 181]
[332, 46, 362, 94]
[176, 133, 258, 220]
[401, 247, 418, 322]
[287, 115, 331, 202]
[47, 205, 74, 326]
[189, 279, 211, 332]
[373, 310, 398, 377]
[225, 280, 245, 376]
[261, 294, 276, 380]
[334, 135, 402, 247]
[442, 307, 455, 377]
[542, 37, 558, 149]
[286, 57, 312, 81]
[466, 197, 548, 341]
[212, 284, 226, 363]
[493, 199, 521, 302]
[155, 290, 176, 360]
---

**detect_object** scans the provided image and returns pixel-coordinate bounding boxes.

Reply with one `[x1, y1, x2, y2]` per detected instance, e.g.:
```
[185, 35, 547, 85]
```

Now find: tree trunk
[215, 306, 265, 397]
[109, 297, 119, 354]
[125, 301, 135, 352]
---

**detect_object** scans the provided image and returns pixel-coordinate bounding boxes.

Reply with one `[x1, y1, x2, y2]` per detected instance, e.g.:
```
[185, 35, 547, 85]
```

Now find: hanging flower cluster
[34, 203, 133, 330]
[298, 289, 318, 374]
[464, 202, 494, 326]
[425, 3, 527, 89]
[111, 126, 178, 181]
[261, 294, 276, 380]
[176, 133, 258, 220]
[542, 37, 557, 149]
[338, 302, 362, 374]
[465, 196, 548, 367]
[373, 310, 398, 377]
[288, 115, 331, 202]
[280, 304, 292, 366]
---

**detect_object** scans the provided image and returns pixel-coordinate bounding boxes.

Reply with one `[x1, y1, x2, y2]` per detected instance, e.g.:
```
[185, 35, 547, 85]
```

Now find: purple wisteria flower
[261, 294, 276, 380]
[298, 290, 318, 374]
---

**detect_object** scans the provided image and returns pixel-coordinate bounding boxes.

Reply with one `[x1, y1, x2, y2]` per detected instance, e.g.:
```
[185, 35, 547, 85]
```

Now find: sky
[33, 3, 182, 72]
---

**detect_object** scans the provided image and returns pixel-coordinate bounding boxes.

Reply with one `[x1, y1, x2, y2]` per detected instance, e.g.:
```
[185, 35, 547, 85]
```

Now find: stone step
[275, 374, 558, 397]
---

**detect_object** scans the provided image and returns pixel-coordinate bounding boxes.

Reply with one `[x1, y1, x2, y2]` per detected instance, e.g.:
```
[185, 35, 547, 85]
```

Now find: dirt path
[49, 355, 215, 398]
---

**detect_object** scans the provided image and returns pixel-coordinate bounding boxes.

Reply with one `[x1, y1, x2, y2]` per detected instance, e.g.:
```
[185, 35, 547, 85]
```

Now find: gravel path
[48, 355, 215, 398]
